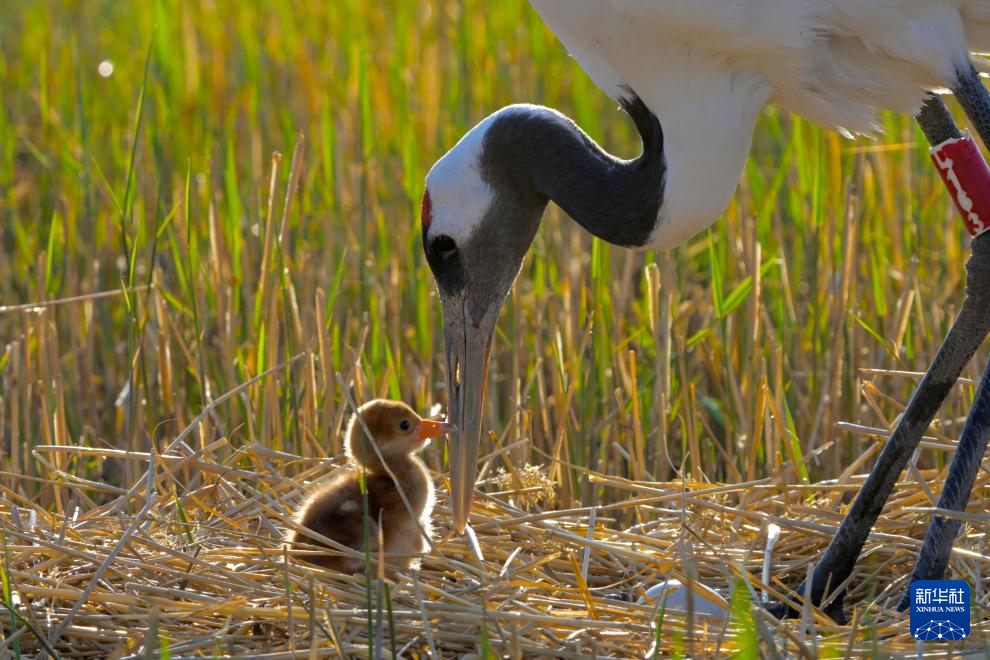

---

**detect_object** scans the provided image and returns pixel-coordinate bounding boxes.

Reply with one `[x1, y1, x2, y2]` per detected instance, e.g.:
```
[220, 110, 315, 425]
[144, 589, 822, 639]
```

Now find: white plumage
[425, 0, 990, 545]
[530, 0, 990, 248]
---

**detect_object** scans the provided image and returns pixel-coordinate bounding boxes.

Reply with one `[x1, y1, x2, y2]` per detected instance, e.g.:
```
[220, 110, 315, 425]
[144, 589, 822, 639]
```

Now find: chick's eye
[432, 235, 457, 259]
[399, 419, 412, 432]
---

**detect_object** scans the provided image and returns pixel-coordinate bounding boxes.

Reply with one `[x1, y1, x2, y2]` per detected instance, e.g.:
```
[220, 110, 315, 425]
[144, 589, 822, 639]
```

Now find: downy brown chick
[286, 399, 455, 574]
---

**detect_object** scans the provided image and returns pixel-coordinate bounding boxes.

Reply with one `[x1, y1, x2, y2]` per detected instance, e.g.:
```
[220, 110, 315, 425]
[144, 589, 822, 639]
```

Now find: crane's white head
[422, 92, 665, 531]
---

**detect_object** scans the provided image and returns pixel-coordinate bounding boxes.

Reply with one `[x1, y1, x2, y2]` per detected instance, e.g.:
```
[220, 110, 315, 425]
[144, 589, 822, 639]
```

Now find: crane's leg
[772, 72, 990, 622]
[781, 238, 990, 622]
[895, 65, 990, 610]
[955, 66, 990, 148]
[897, 351, 990, 610]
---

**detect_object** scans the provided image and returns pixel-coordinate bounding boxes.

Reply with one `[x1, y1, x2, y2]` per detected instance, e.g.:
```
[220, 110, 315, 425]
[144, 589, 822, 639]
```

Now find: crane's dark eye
[424, 232, 467, 296]
[399, 419, 412, 432]
[432, 235, 457, 259]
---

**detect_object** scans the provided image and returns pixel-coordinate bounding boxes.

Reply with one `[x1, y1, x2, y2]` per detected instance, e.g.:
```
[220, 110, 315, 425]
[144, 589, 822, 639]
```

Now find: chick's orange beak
[417, 419, 458, 440]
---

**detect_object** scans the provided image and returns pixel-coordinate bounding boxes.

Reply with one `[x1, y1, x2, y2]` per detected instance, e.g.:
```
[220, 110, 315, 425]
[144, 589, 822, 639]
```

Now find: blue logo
[910, 580, 970, 640]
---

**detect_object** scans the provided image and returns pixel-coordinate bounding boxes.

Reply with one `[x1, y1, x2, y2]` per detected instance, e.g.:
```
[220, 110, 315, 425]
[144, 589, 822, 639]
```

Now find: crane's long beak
[441, 298, 496, 533]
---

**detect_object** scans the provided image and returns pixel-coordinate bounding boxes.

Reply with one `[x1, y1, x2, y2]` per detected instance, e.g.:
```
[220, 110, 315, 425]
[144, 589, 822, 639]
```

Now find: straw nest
[3, 402, 990, 657]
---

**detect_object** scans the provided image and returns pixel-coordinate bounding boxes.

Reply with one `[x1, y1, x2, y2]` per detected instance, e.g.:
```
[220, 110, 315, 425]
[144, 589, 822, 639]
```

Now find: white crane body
[424, 0, 990, 620]
[530, 0, 990, 248]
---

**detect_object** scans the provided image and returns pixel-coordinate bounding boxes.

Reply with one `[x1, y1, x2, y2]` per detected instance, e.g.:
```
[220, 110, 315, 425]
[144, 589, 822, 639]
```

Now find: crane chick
[286, 399, 455, 574]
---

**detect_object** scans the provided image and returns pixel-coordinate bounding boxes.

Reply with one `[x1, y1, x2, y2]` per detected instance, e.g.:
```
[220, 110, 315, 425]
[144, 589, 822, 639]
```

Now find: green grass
[0, 0, 979, 531]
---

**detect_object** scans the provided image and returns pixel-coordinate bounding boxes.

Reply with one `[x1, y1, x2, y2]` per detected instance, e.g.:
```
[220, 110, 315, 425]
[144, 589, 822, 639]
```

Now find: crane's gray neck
[479, 92, 665, 248]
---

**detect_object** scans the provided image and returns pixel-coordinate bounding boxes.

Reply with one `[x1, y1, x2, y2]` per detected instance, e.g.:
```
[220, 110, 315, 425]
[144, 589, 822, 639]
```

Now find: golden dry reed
[0, 0, 988, 656]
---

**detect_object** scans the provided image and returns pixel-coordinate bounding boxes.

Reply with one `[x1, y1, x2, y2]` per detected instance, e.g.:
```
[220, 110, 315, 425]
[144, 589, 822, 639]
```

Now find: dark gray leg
[955, 66, 990, 147]
[775, 235, 990, 622]
[917, 94, 962, 145]
[897, 349, 990, 611]
[892, 66, 990, 609]
[772, 83, 990, 622]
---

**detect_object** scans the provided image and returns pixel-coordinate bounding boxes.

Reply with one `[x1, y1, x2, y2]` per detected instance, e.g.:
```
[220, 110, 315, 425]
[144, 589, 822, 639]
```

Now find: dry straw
[1, 366, 988, 658]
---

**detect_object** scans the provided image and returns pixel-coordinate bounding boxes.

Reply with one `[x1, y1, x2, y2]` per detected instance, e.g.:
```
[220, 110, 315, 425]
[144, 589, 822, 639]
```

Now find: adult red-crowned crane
[422, 1, 990, 620]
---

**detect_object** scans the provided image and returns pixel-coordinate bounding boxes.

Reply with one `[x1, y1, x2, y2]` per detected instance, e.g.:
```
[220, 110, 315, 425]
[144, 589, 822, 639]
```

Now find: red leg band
[931, 130, 990, 238]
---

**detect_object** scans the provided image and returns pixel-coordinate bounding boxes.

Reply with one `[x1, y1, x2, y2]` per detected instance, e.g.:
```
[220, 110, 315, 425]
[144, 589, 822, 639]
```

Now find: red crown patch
[421, 190, 433, 230]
